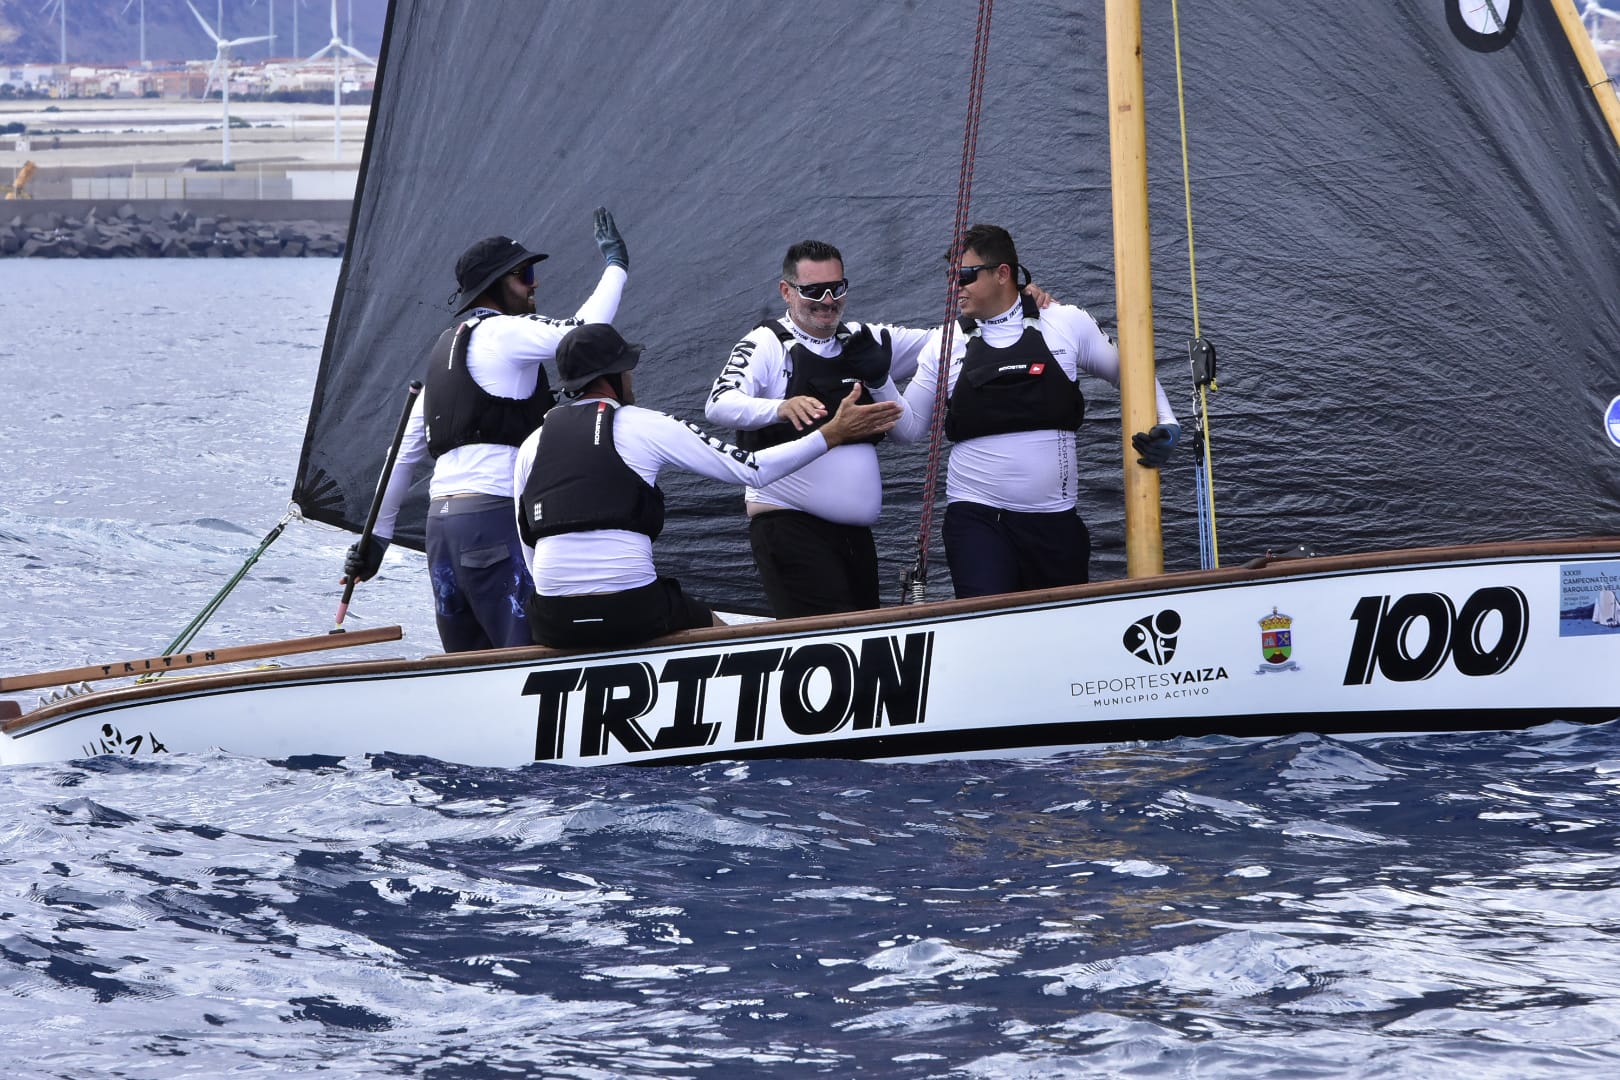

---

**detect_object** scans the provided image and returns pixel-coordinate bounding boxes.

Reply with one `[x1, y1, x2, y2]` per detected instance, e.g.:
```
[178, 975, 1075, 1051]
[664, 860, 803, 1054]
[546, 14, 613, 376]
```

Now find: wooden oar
[0, 625, 403, 693]
[336, 379, 423, 630]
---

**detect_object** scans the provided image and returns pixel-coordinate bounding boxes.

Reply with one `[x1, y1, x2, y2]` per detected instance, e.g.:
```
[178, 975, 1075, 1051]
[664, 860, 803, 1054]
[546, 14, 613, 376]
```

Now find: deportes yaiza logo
[1123, 610, 1180, 665]
[1070, 609, 1225, 702]
[1256, 607, 1300, 674]
[1606, 394, 1620, 449]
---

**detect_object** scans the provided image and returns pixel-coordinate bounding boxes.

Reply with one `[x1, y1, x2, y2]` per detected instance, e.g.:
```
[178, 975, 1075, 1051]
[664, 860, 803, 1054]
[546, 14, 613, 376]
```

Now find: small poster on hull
[1560, 562, 1620, 637]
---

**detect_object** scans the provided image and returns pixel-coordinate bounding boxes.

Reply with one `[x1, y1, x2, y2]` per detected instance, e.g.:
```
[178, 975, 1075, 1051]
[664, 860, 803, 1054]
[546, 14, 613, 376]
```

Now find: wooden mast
[1105, 0, 1163, 576]
[1550, 0, 1620, 151]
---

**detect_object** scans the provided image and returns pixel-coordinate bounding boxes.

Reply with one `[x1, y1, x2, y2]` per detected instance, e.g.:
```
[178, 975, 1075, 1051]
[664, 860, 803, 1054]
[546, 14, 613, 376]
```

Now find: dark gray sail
[295, 0, 1620, 614]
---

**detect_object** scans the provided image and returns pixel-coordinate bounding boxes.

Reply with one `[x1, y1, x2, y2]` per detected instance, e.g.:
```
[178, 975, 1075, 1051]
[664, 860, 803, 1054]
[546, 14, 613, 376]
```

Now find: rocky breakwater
[0, 204, 346, 258]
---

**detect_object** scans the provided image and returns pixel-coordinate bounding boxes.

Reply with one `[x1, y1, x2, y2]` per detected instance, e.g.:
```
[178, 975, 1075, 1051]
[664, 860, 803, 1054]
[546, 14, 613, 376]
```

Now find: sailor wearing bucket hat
[513, 323, 902, 650]
[342, 207, 631, 653]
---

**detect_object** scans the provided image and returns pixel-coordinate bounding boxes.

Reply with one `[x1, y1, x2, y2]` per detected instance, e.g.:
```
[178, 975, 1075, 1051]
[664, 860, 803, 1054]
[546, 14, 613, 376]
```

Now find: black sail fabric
[295, 0, 1620, 615]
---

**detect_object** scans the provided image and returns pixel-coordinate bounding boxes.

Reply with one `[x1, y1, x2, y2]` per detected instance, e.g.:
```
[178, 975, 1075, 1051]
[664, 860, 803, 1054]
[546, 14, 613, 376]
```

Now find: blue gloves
[342, 536, 390, 583]
[593, 206, 628, 271]
[839, 324, 893, 385]
[1131, 423, 1180, 468]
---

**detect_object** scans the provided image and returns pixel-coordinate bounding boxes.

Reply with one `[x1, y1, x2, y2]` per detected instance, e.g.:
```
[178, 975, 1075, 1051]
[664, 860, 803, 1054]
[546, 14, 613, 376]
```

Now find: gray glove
[342, 536, 390, 583]
[593, 207, 628, 271]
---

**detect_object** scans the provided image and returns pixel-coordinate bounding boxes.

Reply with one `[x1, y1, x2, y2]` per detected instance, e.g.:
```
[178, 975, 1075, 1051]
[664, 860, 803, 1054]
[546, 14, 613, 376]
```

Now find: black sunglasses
[955, 263, 1001, 287]
[510, 263, 537, 287]
[786, 278, 849, 302]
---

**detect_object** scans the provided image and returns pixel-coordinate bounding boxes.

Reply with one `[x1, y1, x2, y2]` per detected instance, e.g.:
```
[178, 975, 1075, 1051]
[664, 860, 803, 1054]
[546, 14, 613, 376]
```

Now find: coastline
[3, 197, 350, 258]
[3, 99, 362, 257]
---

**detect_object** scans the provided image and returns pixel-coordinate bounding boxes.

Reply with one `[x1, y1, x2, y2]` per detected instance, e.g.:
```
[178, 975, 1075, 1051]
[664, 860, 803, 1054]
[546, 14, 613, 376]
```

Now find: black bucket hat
[555, 323, 642, 392]
[451, 235, 548, 313]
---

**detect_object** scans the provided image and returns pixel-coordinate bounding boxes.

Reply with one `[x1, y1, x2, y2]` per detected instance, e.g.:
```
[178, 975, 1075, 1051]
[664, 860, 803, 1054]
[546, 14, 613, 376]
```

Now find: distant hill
[0, 0, 388, 66]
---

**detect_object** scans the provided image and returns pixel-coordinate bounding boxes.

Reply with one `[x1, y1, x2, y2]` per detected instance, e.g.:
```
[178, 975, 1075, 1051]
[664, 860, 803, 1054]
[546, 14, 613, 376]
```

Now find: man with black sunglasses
[341, 207, 631, 652]
[890, 223, 1180, 599]
[705, 239, 940, 619]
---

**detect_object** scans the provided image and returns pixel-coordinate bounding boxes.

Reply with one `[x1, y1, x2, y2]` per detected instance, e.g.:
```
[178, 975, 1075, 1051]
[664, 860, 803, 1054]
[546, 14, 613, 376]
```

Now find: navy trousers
[942, 500, 1091, 599]
[424, 495, 534, 652]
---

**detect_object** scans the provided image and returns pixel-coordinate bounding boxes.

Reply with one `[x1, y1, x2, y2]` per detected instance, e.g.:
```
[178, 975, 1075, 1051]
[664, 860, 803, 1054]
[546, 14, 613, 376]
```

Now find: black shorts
[527, 576, 714, 650]
[748, 509, 880, 618]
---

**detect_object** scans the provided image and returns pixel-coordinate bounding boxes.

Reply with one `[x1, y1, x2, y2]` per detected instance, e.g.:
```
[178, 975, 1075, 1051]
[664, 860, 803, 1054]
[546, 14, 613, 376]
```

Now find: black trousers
[527, 576, 713, 650]
[748, 509, 880, 618]
[942, 500, 1091, 599]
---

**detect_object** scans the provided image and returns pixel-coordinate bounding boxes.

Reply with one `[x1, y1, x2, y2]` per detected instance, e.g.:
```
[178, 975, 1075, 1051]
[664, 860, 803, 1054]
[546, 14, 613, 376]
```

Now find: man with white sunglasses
[705, 239, 936, 619]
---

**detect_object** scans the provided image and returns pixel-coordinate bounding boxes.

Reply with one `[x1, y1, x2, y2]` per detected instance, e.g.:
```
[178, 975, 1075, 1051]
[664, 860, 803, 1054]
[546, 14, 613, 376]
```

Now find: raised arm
[574, 207, 629, 324]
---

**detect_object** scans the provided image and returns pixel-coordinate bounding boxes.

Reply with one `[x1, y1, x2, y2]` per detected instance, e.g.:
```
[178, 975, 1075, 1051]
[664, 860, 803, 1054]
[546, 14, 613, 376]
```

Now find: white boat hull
[4, 541, 1616, 768]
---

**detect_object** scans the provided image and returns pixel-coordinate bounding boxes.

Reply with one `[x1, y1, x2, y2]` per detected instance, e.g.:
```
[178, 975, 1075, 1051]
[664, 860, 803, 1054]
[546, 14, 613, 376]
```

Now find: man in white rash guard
[704, 239, 939, 618]
[890, 223, 1181, 598]
[514, 323, 901, 650]
[341, 208, 630, 652]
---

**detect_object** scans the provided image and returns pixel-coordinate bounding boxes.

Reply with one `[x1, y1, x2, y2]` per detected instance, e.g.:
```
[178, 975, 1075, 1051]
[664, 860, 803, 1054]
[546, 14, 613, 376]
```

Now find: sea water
[3, 261, 1619, 1078]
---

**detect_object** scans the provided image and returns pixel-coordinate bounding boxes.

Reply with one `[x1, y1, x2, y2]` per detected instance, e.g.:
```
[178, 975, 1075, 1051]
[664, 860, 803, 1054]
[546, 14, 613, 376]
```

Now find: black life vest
[945, 294, 1085, 442]
[424, 315, 556, 457]
[735, 321, 882, 451]
[517, 401, 665, 546]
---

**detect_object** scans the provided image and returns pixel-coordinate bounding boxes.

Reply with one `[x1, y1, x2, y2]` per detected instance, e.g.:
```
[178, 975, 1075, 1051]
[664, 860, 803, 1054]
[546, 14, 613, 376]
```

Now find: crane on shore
[3, 161, 37, 199]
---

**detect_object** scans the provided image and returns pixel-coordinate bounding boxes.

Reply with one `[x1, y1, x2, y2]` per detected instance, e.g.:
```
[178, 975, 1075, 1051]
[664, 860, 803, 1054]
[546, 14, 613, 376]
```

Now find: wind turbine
[306, 0, 374, 160]
[245, 0, 278, 60]
[186, 0, 271, 168]
[120, 0, 146, 66]
[39, 0, 65, 65]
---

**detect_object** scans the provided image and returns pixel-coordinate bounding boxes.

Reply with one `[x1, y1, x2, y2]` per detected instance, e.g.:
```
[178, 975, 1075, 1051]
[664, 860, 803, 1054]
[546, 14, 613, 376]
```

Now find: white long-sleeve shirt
[703, 314, 931, 526]
[892, 299, 1177, 512]
[370, 265, 627, 539]
[514, 399, 833, 596]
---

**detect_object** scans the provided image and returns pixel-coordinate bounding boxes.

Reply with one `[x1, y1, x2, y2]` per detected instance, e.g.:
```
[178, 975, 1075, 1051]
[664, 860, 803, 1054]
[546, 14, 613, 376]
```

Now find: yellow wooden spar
[1551, 0, 1620, 151]
[1105, 0, 1164, 577]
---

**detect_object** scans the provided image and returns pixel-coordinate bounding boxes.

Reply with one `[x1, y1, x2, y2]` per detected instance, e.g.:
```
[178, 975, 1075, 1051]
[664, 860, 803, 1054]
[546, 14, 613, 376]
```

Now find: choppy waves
[3, 726, 1620, 1078]
[4, 262, 1619, 1078]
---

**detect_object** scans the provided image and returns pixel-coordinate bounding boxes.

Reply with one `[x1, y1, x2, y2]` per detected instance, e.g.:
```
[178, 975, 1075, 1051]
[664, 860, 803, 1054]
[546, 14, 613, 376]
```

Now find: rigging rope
[139, 509, 296, 682]
[1170, 0, 1221, 569]
[904, 0, 995, 604]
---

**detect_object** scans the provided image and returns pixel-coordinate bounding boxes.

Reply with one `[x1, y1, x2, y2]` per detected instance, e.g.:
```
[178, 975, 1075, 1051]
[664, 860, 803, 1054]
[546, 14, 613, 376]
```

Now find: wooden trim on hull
[0, 626, 404, 693]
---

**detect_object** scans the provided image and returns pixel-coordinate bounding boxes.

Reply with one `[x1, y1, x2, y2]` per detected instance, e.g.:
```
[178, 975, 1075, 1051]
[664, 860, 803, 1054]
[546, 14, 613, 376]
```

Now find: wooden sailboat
[4, 0, 1618, 768]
